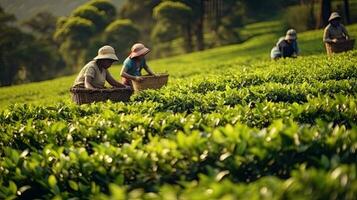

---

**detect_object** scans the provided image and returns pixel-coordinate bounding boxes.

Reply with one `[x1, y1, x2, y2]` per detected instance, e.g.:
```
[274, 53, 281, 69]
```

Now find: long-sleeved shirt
[276, 37, 299, 55]
[323, 24, 349, 43]
[278, 40, 295, 58]
[270, 37, 299, 59]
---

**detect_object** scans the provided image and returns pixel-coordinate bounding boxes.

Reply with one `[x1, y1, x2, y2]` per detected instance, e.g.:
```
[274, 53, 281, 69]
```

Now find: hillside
[1, 21, 357, 199]
[0, 23, 357, 109]
[0, 0, 124, 20]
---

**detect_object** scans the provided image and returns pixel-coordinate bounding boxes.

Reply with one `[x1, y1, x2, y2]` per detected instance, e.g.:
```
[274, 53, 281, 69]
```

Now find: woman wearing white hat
[73, 45, 126, 89]
[271, 29, 299, 59]
[323, 12, 350, 43]
[120, 43, 156, 87]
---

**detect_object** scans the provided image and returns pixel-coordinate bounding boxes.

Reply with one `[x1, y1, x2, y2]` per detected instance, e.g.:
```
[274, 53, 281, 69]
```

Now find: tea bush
[1, 50, 357, 199]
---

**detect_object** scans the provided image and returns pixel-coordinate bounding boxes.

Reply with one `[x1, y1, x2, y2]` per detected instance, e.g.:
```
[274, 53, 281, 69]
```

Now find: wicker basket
[325, 39, 355, 55]
[131, 74, 169, 91]
[70, 87, 133, 104]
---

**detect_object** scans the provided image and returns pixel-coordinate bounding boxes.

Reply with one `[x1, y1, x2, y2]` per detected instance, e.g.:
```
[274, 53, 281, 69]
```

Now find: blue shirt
[123, 57, 146, 76]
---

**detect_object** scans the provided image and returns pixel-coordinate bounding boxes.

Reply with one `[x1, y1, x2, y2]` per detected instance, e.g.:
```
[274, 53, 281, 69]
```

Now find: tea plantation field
[1, 24, 357, 199]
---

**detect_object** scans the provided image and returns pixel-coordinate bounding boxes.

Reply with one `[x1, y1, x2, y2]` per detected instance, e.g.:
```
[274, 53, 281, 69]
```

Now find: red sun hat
[129, 43, 150, 58]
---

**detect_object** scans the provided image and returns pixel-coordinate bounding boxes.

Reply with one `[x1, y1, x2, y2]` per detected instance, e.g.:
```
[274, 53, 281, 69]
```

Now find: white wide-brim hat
[285, 29, 297, 40]
[328, 12, 342, 22]
[129, 43, 150, 59]
[94, 45, 119, 61]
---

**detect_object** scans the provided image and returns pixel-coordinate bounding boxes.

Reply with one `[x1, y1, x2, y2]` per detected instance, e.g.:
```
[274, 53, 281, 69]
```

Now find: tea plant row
[1, 51, 357, 199]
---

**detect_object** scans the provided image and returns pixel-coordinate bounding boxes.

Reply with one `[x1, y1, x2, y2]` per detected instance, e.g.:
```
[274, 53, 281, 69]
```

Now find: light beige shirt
[323, 24, 349, 43]
[73, 61, 107, 88]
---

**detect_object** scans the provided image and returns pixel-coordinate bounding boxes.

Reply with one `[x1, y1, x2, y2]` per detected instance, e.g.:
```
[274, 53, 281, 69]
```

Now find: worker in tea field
[73, 45, 126, 89]
[323, 12, 350, 44]
[270, 29, 299, 59]
[121, 43, 156, 87]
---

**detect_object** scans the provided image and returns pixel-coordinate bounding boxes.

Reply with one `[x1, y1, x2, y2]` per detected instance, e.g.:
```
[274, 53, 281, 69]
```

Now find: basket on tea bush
[70, 87, 133, 104]
[131, 73, 169, 91]
[325, 39, 355, 55]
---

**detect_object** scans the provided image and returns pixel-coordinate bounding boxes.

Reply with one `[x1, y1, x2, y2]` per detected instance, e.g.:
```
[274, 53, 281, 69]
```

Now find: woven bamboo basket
[70, 87, 133, 105]
[325, 39, 355, 55]
[131, 74, 169, 91]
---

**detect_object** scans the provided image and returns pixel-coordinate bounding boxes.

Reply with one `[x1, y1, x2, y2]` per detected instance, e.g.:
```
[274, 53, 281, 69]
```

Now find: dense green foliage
[1, 25, 357, 199]
[0, 0, 124, 21]
[121, 0, 302, 56]
[0, 8, 64, 86]
[153, 1, 193, 52]
[53, 0, 120, 70]
[1, 23, 356, 108]
[104, 19, 140, 60]
[1, 0, 131, 86]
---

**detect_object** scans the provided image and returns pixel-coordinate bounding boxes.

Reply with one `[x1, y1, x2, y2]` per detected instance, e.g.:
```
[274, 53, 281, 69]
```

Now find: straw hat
[328, 12, 341, 22]
[129, 43, 150, 58]
[285, 29, 297, 40]
[94, 45, 119, 61]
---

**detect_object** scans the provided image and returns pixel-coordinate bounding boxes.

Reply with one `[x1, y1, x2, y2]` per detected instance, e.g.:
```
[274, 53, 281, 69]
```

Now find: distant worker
[73, 45, 126, 89]
[121, 43, 156, 87]
[323, 12, 349, 44]
[271, 29, 299, 60]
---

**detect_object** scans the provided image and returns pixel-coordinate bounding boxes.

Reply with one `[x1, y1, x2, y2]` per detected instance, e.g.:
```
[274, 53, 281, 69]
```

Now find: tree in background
[167, 0, 206, 50]
[22, 11, 57, 42]
[20, 37, 65, 83]
[307, 0, 317, 29]
[22, 11, 65, 82]
[53, 0, 118, 70]
[206, 0, 244, 46]
[318, 0, 332, 28]
[150, 21, 180, 57]
[121, 0, 311, 57]
[284, 1, 317, 32]
[242, 0, 280, 20]
[87, 0, 117, 20]
[0, 7, 24, 86]
[0, 7, 64, 86]
[151, 22, 179, 43]
[183, 0, 205, 51]
[54, 17, 96, 45]
[153, 1, 193, 52]
[71, 5, 108, 33]
[120, 0, 161, 45]
[153, 0, 245, 53]
[2, 0, 145, 86]
[103, 19, 140, 60]
[343, 0, 351, 24]
[54, 17, 96, 68]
